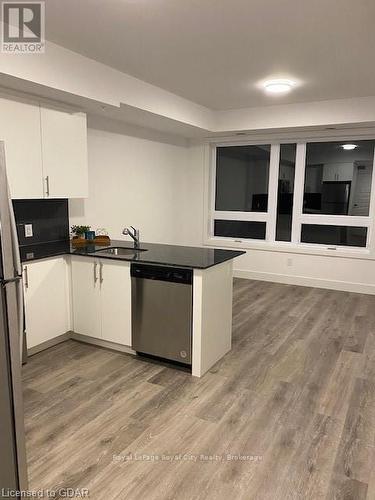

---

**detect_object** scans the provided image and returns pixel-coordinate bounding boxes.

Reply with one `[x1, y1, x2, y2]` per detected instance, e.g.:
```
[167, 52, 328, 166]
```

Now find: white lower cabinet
[70, 256, 101, 339]
[100, 259, 132, 345]
[71, 256, 132, 346]
[23, 257, 70, 349]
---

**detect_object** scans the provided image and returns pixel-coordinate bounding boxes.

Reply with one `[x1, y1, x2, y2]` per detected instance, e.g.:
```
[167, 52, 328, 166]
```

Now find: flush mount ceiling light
[263, 79, 296, 93]
[341, 144, 358, 150]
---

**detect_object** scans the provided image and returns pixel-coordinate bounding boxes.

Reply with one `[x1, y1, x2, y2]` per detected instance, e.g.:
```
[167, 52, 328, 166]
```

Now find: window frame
[206, 134, 375, 258]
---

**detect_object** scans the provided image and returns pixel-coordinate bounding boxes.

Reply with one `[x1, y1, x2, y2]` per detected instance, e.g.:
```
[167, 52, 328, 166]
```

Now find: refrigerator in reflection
[321, 181, 351, 215]
[0, 141, 28, 491]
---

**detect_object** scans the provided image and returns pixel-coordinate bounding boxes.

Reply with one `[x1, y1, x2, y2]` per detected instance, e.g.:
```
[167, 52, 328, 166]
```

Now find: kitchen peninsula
[20, 240, 244, 377]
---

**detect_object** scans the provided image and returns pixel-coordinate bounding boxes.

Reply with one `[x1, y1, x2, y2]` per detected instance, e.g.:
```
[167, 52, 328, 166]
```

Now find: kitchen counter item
[93, 235, 111, 245]
[71, 238, 89, 246]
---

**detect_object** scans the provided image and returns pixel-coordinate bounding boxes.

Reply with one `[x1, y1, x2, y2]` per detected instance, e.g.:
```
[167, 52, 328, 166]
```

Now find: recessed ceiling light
[341, 144, 358, 150]
[263, 79, 296, 93]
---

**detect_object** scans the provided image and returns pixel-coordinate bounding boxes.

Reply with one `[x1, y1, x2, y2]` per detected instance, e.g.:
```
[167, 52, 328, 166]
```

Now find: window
[301, 225, 367, 247]
[213, 145, 272, 242]
[214, 220, 266, 239]
[304, 140, 374, 216]
[215, 145, 270, 212]
[210, 138, 375, 251]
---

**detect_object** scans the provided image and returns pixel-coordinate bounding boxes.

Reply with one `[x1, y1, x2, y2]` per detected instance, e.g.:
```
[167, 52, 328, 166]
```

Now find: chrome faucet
[122, 226, 140, 248]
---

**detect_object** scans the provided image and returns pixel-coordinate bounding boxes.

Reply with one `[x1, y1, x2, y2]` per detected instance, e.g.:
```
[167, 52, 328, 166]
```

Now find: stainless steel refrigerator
[0, 141, 28, 491]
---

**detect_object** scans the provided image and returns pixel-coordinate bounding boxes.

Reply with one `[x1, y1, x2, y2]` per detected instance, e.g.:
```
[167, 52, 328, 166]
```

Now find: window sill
[204, 236, 373, 260]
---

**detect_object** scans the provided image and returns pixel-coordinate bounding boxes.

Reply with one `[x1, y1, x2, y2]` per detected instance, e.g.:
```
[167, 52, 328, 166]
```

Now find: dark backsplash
[13, 199, 69, 246]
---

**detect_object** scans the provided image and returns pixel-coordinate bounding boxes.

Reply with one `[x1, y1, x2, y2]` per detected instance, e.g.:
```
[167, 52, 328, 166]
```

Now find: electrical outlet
[24, 224, 33, 238]
[287, 258, 293, 267]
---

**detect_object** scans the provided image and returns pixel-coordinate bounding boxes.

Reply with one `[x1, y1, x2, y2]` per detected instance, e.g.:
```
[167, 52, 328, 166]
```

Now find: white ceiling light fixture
[341, 144, 358, 150]
[263, 79, 296, 94]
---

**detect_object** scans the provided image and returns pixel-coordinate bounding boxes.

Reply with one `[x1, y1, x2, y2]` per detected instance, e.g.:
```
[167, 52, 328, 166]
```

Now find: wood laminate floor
[23, 279, 375, 500]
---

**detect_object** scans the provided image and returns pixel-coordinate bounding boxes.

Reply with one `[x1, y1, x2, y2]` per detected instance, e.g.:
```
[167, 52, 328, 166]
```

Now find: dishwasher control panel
[130, 264, 192, 284]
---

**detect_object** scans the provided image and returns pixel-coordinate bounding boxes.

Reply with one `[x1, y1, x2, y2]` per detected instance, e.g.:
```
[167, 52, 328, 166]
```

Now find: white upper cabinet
[322, 164, 337, 182]
[40, 108, 88, 198]
[0, 97, 88, 199]
[0, 98, 44, 199]
[322, 163, 353, 182]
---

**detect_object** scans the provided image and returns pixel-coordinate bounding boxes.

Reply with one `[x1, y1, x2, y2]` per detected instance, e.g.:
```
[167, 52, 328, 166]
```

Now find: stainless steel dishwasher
[131, 264, 193, 365]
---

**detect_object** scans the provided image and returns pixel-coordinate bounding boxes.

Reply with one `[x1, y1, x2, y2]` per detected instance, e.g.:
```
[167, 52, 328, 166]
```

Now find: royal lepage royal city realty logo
[2, 1, 45, 53]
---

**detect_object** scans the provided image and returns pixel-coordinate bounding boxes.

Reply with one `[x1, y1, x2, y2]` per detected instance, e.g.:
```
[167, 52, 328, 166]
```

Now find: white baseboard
[71, 332, 136, 355]
[27, 332, 71, 356]
[28, 331, 136, 357]
[233, 269, 375, 295]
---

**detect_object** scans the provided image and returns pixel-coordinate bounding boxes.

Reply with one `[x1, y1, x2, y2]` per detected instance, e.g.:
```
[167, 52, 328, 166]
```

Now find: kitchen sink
[95, 247, 147, 256]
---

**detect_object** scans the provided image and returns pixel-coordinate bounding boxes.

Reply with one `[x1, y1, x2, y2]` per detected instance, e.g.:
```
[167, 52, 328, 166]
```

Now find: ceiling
[44, 0, 375, 111]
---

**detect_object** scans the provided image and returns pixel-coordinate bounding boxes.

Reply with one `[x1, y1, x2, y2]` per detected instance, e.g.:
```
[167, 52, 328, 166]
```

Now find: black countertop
[19, 240, 245, 269]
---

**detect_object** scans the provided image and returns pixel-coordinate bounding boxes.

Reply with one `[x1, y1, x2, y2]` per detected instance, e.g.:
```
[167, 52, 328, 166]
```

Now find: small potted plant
[71, 225, 91, 240]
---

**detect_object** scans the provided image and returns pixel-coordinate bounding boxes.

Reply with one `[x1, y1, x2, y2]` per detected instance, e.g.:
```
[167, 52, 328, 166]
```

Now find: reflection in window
[215, 145, 270, 212]
[276, 144, 296, 241]
[301, 225, 367, 247]
[303, 140, 375, 216]
[214, 220, 266, 239]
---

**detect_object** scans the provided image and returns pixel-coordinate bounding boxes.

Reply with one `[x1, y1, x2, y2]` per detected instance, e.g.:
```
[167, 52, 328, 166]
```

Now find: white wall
[69, 128, 204, 246]
[216, 96, 375, 132]
[71, 128, 375, 294]
[234, 250, 375, 295]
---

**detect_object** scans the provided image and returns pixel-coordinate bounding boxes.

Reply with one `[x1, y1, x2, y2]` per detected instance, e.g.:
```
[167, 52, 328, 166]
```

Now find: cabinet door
[337, 163, 353, 181]
[0, 98, 44, 199]
[100, 260, 132, 346]
[71, 257, 101, 338]
[40, 108, 88, 198]
[24, 258, 70, 349]
[322, 164, 337, 182]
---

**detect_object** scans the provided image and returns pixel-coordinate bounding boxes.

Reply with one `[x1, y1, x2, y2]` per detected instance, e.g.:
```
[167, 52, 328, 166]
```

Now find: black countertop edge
[19, 240, 246, 270]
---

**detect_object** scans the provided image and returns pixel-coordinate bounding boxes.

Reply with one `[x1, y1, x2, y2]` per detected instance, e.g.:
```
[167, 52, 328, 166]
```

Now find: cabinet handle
[99, 262, 103, 284]
[94, 261, 98, 284]
[24, 266, 29, 289]
[45, 175, 50, 197]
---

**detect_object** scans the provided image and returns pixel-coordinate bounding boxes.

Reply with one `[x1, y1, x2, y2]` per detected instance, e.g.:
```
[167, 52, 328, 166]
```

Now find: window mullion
[266, 144, 280, 242]
[291, 143, 306, 243]
[365, 146, 375, 250]
[300, 214, 371, 227]
[214, 211, 268, 222]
